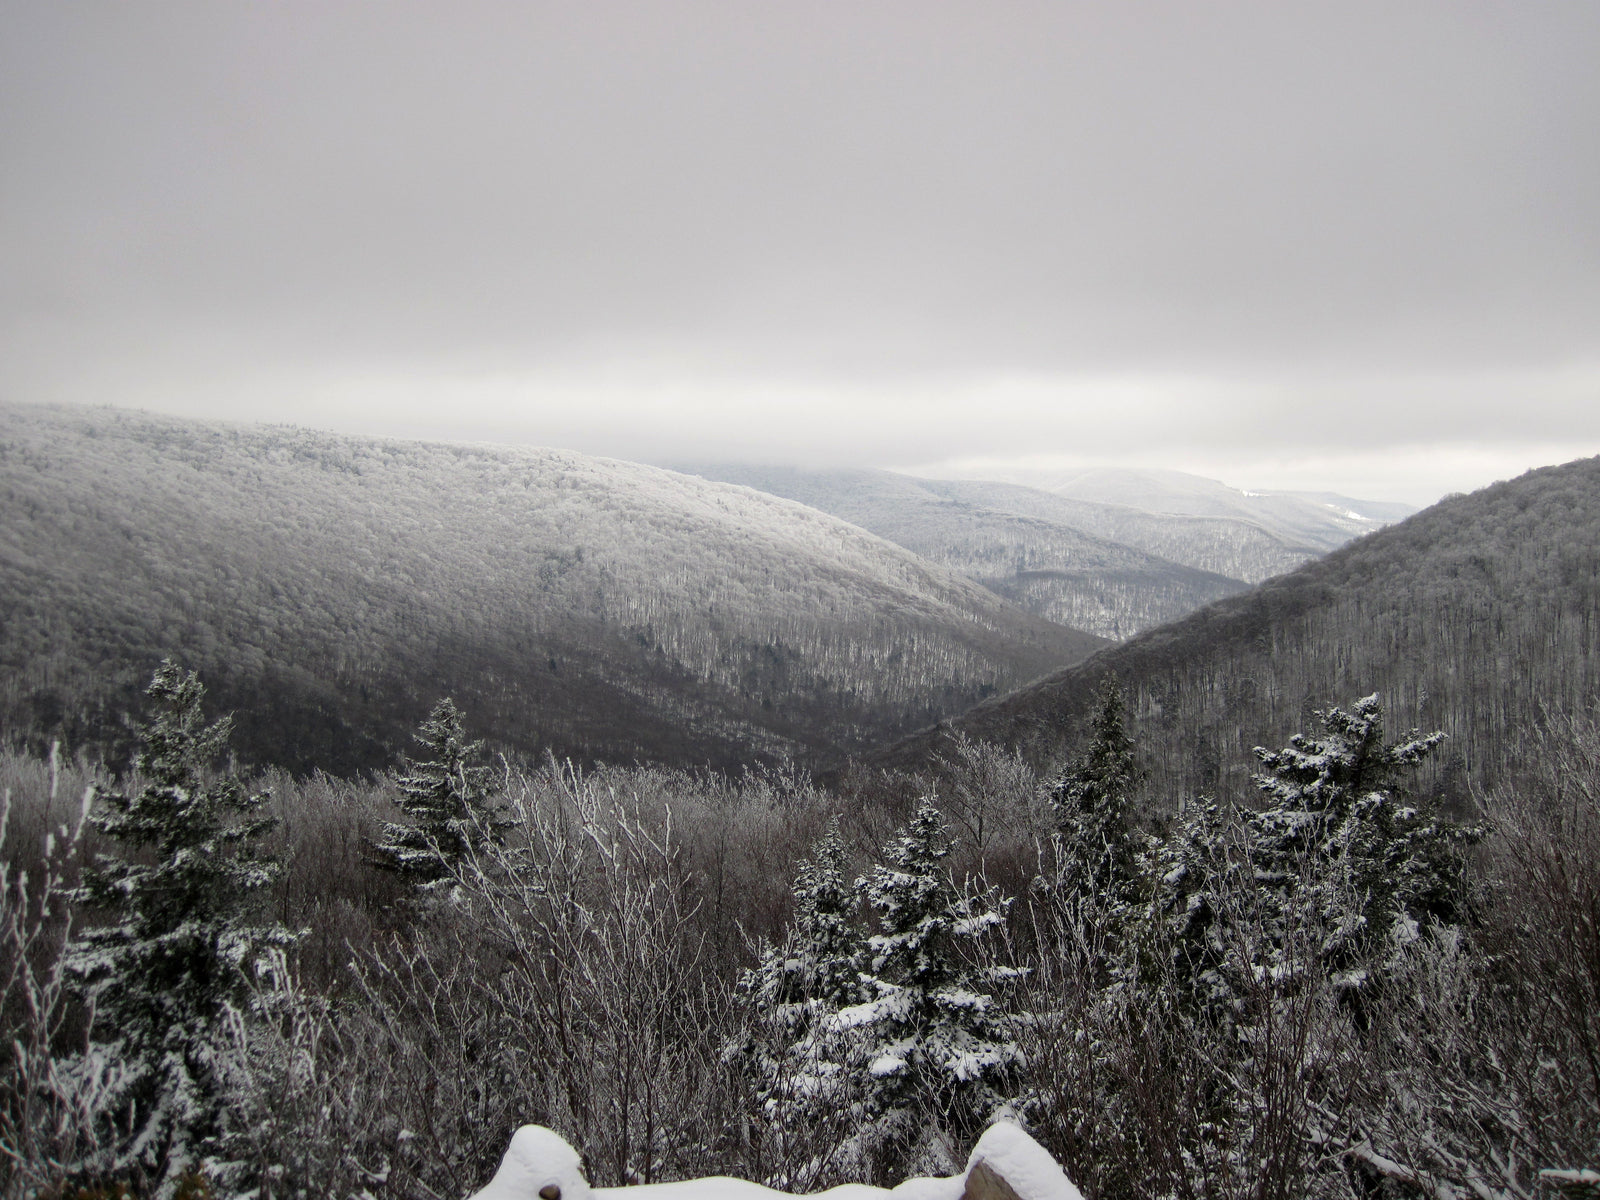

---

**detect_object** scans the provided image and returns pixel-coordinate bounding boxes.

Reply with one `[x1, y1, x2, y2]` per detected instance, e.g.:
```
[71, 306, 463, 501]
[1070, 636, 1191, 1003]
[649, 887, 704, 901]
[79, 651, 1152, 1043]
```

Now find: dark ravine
[0, 403, 1107, 774]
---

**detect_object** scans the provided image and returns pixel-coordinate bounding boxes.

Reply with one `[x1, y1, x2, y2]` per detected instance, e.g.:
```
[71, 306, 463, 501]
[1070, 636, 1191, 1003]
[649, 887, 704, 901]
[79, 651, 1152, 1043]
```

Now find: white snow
[1541, 1169, 1600, 1188]
[598, 1180, 889, 1200]
[880, 1176, 961, 1200]
[469, 1122, 1085, 1200]
[832, 999, 883, 1029]
[965, 1122, 1085, 1200]
[469, 1125, 597, 1200]
[869, 1051, 908, 1076]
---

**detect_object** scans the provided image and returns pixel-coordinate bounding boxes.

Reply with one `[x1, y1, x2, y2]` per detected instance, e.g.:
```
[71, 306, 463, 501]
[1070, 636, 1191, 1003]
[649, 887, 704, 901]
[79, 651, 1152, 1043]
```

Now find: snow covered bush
[1340, 711, 1600, 1198]
[1020, 695, 1482, 1200]
[349, 758, 756, 1192]
[0, 756, 99, 1193]
[1020, 798, 1366, 1200]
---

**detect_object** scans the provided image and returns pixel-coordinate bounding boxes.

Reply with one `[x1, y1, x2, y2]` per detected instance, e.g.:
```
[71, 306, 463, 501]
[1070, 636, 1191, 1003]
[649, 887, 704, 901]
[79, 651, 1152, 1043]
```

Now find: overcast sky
[3, 2, 1597, 505]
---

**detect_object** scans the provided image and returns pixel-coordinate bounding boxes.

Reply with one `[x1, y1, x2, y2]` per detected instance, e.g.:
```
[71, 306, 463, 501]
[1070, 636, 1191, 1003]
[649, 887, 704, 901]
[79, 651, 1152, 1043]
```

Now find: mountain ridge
[867, 456, 1600, 806]
[0, 403, 1106, 774]
[673, 463, 1255, 639]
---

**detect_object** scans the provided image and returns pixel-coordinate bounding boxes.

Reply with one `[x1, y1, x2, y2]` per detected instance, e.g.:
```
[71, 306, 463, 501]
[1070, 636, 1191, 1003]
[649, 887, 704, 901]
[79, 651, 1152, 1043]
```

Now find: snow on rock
[467, 1126, 597, 1200]
[467, 1123, 1083, 1200]
[598, 1181, 889, 1200]
[962, 1122, 1085, 1200]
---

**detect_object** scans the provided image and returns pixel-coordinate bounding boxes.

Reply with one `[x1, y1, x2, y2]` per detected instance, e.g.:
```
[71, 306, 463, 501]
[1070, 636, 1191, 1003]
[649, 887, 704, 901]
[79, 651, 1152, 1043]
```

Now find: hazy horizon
[4, 3, 1597, 508]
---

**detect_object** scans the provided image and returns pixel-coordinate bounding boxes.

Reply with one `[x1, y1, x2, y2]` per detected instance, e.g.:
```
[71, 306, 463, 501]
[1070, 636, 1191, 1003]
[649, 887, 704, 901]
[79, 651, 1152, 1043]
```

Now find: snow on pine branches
[373, 697, 515, 894]
[63, 661, 297, 1197]
[1246, 692, 1482, 980]
[841, 798, 1022, 1177]
[736, 801, 1021, 1184]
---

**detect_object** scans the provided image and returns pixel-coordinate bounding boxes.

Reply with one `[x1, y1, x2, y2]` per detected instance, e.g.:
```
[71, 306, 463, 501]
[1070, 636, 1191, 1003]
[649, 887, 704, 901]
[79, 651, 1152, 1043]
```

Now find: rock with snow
[468, 1126, 597, 1200]
[960, 1122, 1084, 1200]
[467, 1122, 1083, 1200]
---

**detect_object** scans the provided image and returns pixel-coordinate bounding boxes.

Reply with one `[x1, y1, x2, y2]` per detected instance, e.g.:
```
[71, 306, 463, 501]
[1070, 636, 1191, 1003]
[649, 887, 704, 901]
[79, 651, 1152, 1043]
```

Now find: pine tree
[1140, 794, 1254, 1015]
[64, 661, 296, 1195]
[1048, 674, 1144, 905]
[1248, 693, 1480, 978]
[747, 817, 864, 1022]
[844, 799, 1020, 1177]
[374, 697, 510, 890]
[738, 818, 865, 1148]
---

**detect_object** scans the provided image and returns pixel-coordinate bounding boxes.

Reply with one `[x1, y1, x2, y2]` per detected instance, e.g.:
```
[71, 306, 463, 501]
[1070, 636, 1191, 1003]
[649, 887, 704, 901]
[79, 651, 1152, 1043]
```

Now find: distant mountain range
[0, 404, 1105, 773]
[673, 464, 1413, 638]
[908, 465, 1417, 582]
[872, 456, 1600, 807]
[923, 471, 1410, 585]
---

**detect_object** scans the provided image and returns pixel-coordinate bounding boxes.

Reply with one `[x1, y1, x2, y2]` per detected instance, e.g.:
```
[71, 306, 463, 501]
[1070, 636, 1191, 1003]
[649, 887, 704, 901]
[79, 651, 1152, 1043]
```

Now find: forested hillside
[0, 404, 1104, 773]
[1004, 465, 1414, 552]
[877, 456, 1600, 805]
[677, 464, 1250, 637]
[916, 478, 1339, 585]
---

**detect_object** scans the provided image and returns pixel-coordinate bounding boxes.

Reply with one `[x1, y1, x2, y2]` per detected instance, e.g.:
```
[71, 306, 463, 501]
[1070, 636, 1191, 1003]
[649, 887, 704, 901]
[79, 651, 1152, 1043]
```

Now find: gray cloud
[2, 1, 1597, 503]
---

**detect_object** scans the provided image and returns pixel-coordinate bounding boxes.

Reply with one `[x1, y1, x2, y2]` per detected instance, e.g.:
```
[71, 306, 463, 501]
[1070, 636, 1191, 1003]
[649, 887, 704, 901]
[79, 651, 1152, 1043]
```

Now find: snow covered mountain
[671, 465, 1250, 639]
[0, 404, 1105, 773]
[914, 466, 1416, 583]
[874, 455, 1600, 807]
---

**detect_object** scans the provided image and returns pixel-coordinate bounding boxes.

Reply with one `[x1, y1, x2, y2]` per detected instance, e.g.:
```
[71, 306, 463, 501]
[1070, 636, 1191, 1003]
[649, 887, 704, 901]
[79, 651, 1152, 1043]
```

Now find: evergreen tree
[738, 818, 865, 1144]
[1248, 693, 1480, 977]
[64, 661, 295, 1195]
[1140, 794, 1253, 1015]
[1048, 675, 1143, 905]
[747, 817, 864, 1021]
[374, 697, 510, 890]
[844, 799, 1020, 1177]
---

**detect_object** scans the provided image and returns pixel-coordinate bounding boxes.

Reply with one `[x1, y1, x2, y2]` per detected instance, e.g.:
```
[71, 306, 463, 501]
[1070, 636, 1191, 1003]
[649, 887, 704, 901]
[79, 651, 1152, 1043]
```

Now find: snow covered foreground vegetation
[469, 1123, 1084, 1200]
[6, 666, 1597, 1197]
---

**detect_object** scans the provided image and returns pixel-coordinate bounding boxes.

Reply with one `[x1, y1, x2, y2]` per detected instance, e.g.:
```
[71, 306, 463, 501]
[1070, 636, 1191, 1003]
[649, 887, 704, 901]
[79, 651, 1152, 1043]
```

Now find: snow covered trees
[742, 817, 864, 1065]
[737, 818, 867, 1184]
[374, 697, 510, 891]
[737, 801, 1021, 1184]
[843, 799, 1020, 1178]
[64, 661, 296, 1195]
[1017, 693, 1491, 1198]
[1048, 675, 1142, 905]
[1247, 693, 1480, 982]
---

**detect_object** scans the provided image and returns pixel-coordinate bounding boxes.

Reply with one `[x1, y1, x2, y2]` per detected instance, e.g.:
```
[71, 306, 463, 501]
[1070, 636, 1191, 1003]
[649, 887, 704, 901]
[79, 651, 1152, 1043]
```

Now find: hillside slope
[919, 466, 1415, 582]
[1038, 466, 1414, 548]
[912, 479, 1326, 585]
[676, 465, 1250, 638]
[0, 404, 1105, 773]
[873, 457, 1600, 805]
